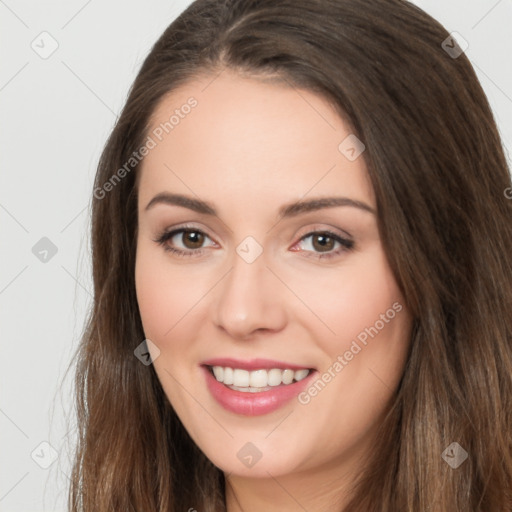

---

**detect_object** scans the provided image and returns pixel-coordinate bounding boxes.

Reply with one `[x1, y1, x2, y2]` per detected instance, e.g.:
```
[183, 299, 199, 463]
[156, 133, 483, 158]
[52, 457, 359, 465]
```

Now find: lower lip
[202, 366, 316, 416]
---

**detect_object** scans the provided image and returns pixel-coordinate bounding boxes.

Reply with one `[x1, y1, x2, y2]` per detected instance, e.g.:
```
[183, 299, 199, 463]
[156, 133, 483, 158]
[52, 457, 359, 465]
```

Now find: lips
[201, 358, 317, 416]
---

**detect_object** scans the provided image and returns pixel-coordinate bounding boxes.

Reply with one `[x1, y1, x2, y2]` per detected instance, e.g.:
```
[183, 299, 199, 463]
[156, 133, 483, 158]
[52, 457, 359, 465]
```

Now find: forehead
[138, 69, 375, 214]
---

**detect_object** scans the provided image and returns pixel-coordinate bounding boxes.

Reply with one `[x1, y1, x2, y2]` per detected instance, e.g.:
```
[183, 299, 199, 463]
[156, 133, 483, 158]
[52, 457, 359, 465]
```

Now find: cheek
[289, 245, 406, 351]
[291, 250, 411, 461]
[135, 256, 166, 340]
[135, 241, 189, 341]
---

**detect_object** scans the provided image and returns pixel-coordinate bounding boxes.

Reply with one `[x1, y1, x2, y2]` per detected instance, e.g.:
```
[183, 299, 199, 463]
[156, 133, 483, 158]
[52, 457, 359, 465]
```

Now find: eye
[153, 226, 354, 260]
[153, 225, 215, 258]
[292, 230, 354, 260]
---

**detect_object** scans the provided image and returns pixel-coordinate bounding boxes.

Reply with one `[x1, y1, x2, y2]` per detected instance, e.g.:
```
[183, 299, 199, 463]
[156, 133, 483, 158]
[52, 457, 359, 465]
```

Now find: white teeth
[294, 369, 309, 381]
[249, 369, 268, 388]
[268, 368, 282, 386]
[223, 367, 234, 385]
[233, 369, 250, 387]
[282, 369, 294, 385]
[230, 385, 272, 393]
[210, 365, 311, 389]
[212, 366, 224, 381]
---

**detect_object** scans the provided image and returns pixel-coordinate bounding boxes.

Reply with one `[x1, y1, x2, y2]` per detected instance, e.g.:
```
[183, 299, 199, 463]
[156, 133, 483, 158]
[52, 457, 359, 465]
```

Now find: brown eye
[311, 233, 336, 252]
[180, 230, 205, 249]
[153, 226, 215, 258]
[294, 230, 354, 260]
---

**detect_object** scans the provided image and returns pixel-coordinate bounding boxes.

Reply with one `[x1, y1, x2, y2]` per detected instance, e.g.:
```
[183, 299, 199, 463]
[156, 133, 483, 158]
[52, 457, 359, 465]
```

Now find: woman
[69, 0, 512, 510]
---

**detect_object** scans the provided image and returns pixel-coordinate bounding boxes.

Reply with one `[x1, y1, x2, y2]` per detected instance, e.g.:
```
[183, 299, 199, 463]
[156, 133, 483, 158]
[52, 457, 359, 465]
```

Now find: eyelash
[153, 224, 354, 260]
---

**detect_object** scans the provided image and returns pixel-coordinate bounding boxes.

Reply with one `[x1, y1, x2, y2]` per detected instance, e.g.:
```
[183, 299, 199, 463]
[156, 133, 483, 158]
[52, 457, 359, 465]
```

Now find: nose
[213, 249, 287, 340]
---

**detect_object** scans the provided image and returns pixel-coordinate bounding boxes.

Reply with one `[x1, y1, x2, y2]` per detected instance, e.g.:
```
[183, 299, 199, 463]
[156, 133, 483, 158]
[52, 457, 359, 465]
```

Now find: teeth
[268, 368, 282, 386]
[212, 366, 224, 381]
[210, 366, 311, 389]
[282, 369, 294, 385]
[249, 369, 268, 388]
[223, 367, 234, 385]
[233, 369, 250, 387]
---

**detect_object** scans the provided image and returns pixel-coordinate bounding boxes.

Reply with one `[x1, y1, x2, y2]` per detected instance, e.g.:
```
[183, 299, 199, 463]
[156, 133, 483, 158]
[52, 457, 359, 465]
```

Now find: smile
[201, 358, 317, 416]
[208, 365, 311, 392]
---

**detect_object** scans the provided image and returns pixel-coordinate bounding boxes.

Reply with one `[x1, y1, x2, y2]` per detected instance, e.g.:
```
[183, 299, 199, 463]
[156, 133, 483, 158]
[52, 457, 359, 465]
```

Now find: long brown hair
[68, 0, 512, 510]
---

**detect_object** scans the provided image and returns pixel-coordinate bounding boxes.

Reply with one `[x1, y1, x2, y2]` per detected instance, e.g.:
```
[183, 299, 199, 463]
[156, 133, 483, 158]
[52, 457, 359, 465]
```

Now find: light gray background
[1, 1, 511, 510]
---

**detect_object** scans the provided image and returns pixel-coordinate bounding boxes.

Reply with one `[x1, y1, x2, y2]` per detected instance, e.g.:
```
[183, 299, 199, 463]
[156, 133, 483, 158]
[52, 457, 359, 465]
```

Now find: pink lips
[201, 359, 316, 416]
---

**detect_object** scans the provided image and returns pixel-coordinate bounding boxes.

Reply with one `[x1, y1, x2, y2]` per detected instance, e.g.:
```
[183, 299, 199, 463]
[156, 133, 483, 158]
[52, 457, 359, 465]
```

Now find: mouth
[204, 364, 313, 393]
[200, 358, 317, 416]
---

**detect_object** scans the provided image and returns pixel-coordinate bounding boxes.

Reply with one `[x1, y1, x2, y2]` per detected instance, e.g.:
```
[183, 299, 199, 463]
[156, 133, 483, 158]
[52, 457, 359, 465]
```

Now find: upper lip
[202, 357, 314, 371]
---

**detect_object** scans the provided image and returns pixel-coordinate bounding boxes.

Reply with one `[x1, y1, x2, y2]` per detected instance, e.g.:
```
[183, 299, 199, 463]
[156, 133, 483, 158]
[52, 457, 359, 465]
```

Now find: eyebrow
[144, 192, 376, 217]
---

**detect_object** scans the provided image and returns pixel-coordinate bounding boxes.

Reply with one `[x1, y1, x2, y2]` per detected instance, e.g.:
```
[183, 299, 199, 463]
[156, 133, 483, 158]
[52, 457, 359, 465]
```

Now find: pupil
[185, 231, 203, 248]
[314, 234, 333, 252]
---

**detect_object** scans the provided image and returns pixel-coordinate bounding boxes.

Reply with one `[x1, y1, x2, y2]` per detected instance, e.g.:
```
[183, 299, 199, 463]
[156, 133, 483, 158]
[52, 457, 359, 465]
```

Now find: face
[135, 69, 413, 479]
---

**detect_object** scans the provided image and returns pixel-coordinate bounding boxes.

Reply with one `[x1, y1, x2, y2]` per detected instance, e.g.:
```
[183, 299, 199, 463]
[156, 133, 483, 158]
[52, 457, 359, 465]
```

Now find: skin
[135, 68, 413, 512]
